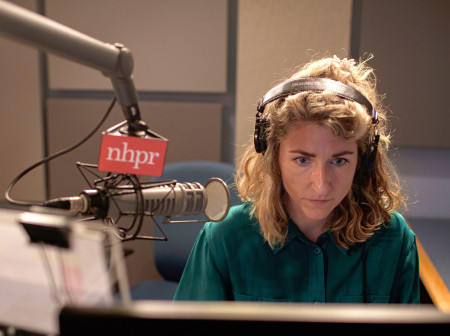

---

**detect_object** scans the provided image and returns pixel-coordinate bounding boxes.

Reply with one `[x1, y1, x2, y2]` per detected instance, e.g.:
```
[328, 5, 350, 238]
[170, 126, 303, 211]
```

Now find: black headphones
[254, 77, 380, 169]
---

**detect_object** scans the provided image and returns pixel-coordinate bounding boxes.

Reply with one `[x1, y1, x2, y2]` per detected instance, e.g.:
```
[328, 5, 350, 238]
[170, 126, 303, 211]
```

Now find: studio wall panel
[234, 0, 353, 159]
[45, 0, 228, 93]
[0, 0, 45, 203]
[359, 0, 450, 148]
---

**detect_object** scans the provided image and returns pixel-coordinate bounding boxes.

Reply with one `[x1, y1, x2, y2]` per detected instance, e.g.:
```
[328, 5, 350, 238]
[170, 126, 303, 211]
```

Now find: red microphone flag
[98, 132, 168, 177]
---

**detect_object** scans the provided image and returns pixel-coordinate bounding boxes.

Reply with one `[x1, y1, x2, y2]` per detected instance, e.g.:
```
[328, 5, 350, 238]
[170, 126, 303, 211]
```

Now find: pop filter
[204, 178, 230, 222]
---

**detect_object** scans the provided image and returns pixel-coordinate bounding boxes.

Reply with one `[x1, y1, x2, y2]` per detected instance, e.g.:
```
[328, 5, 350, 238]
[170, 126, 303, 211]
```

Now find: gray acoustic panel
[359, 0, 450, 148]
[234, 0, 353, 158]
[0, 0, 45, 203]
[45, 0, 228, 93]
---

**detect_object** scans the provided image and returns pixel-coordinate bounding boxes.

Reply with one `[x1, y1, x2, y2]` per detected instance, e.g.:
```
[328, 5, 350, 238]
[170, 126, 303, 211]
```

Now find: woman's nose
[310, 163, 331, 195]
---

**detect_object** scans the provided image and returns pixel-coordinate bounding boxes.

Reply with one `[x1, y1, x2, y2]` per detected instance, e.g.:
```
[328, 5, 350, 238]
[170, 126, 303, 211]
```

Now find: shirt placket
[307, 243, 326, 303]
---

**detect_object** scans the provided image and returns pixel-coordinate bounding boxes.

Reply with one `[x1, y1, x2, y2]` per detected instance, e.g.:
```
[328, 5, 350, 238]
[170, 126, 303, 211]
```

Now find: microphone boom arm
[0, 0, 143, 129]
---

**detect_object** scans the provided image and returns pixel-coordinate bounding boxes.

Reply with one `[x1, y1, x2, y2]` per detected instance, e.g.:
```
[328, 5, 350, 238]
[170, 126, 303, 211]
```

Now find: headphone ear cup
[365, 132, 380, 169]
[365, 148, 377, 169]
[254, 113, 268, 153]
[355, 138, 379, 187]
[254, 121, 267, 153]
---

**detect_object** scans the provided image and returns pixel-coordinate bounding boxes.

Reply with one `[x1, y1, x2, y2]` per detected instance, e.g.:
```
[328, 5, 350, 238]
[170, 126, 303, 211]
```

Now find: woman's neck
[288, 207, 330, 243]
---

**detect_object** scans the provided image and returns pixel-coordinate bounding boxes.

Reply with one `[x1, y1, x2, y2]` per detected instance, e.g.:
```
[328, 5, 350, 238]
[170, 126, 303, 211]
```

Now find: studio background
[1, 0, 448, 286]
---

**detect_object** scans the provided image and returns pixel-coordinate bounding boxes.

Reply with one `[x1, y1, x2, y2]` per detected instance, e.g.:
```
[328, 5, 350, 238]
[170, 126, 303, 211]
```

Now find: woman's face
[278, 121, 358, 236]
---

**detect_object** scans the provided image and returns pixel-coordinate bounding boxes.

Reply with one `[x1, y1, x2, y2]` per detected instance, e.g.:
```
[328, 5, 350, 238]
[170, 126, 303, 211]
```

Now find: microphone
[43, 178, 231, 223]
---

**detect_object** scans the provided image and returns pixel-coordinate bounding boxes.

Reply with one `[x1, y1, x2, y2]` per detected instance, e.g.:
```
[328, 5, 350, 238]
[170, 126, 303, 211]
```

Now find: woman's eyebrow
[288, 150, 316, 157]
[288, 150, 355, 158]
[332, 151, 355, 157]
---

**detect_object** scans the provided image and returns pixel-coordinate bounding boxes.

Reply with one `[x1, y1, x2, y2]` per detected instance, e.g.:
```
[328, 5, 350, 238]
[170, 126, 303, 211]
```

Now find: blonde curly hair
[235, 55, 404, 249]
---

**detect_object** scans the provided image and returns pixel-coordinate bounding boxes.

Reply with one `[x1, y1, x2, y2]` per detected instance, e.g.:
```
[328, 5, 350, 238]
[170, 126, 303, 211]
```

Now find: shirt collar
[271, 220, 350, 256]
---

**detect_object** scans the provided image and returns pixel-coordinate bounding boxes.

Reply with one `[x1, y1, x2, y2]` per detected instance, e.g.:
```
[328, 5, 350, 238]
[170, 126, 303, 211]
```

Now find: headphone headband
[254, 77, 379, 161]
[257, 78, 376, 124]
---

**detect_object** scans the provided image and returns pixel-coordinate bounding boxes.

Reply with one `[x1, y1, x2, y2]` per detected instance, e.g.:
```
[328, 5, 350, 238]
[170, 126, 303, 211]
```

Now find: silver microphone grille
[112, 182, 207, 218]
[145, 182, 207, 217]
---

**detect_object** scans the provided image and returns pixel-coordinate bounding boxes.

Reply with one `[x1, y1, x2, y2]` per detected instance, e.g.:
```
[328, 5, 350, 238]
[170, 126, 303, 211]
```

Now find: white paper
[0, 209, 114, 335]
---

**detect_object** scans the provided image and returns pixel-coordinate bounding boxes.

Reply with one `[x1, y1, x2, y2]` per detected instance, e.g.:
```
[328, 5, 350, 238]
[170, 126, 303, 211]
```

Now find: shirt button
[314, 247, 321, 255]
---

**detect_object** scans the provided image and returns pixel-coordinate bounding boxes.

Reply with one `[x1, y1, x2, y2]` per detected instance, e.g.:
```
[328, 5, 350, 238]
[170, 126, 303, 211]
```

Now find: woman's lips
[308, 199, 330, 205]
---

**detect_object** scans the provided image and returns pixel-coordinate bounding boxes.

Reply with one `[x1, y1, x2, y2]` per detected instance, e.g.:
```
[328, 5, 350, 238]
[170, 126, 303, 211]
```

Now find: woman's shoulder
[203, 203, 259, 242]
[370, 211, 416, 248]
[384, 211, 413, 235]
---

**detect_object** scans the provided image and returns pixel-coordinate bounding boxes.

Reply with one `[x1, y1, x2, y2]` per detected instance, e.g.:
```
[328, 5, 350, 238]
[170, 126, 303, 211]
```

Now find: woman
[173, 56, 419, 303]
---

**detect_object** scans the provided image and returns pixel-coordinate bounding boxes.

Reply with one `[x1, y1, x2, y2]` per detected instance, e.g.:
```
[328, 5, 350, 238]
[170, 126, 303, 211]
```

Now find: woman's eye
[295, 157, 310, 165]
[332, 158, 349, 166]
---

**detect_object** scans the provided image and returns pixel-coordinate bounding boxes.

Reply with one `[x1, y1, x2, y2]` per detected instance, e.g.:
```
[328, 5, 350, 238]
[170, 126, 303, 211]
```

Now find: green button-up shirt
[174, 203, 419, 303]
